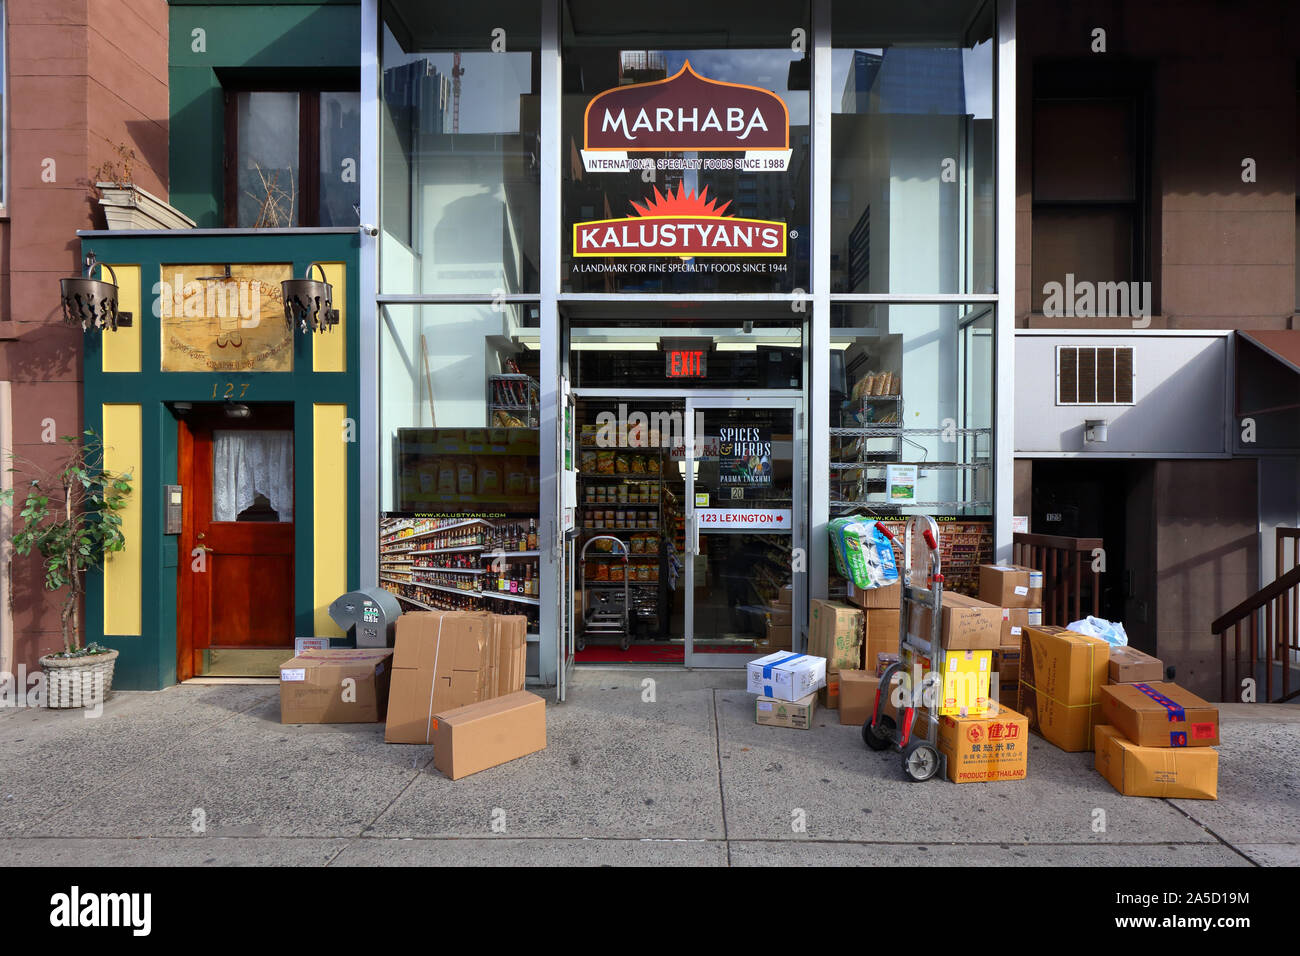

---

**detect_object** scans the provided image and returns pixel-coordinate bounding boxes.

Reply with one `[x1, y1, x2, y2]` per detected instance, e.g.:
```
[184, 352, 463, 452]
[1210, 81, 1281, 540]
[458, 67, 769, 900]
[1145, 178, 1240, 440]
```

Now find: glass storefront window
[379, 304, 542, 627]
[562, 23, 811, 293]
[830, 303, 992, 517]
[380, 4, 541, 295]
[319, 91, 362, 227]
[830, 0, 995, 294]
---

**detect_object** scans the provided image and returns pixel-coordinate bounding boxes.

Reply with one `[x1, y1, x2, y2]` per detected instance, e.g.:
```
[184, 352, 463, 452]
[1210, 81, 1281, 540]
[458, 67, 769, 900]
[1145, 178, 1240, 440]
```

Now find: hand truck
[577, 535, 631, 652]
[861, 515, 947, 782]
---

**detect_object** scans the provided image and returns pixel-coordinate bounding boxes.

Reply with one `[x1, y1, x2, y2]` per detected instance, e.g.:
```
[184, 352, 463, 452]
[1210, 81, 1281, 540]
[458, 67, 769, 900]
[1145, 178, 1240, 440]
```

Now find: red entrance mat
[574, 641, 759, 663]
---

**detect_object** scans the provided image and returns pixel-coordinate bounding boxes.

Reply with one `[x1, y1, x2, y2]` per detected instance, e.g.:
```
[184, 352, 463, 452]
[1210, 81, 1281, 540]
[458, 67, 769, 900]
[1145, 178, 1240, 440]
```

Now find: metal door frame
[684, 394, 804, 667]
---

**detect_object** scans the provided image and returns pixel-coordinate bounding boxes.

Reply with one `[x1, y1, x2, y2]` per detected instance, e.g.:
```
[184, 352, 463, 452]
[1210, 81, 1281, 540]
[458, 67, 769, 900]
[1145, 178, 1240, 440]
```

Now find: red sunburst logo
[630, 182, 732, 219]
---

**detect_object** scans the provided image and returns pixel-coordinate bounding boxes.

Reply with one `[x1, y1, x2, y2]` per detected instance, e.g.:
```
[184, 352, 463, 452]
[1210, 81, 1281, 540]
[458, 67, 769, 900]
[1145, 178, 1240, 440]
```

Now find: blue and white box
[747, 652, 827, 702]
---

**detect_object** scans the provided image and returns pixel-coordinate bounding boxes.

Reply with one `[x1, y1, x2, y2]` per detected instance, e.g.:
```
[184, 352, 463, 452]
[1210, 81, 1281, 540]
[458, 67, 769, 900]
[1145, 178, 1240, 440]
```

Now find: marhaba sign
[573, 61, 792, 270]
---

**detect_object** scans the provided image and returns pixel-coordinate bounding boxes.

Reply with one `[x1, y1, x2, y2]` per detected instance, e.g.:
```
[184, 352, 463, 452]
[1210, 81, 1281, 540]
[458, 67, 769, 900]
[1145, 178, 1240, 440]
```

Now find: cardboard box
[774, 585, 792, 606]
[1094, 725, 1218, 799]
[810, 600, 864, 709]
[755, 691, 817, 729]
[432, 690, 547, 780]
[766, 606, 793, 628]
[902, 646, 992, 717]
[906, 592, 1002, 650]
[840, 669, 903, 726]
[992, 646, 1021, 683]
[845, 579, 901, 611]
[1100, 682, 1220, 748]
[279, 649, 393, 724]
[747, 652, 827, 702]
[485, 613, 528, 700]
[999, 607, 1041, 647]
[979, 564, 1044, 608]
[1020, 624, 1109, 752]
[937, 703, 1030, 783]
[757, 622, 793, 652]
[386, 612, 490, 744]
[1108, 645, 1165, 684]
[864, 608, 901, 671]
[993, 679, 1020, 714]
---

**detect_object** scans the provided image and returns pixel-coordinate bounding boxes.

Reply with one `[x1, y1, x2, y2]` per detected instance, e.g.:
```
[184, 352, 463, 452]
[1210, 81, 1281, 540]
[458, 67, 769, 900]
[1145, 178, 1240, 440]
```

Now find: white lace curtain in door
[212, 430, 294, 523]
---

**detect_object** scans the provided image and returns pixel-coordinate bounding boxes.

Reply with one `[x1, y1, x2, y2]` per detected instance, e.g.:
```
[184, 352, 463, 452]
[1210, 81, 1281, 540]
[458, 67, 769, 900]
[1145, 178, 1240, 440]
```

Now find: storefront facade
[360, 0, 1017, 695]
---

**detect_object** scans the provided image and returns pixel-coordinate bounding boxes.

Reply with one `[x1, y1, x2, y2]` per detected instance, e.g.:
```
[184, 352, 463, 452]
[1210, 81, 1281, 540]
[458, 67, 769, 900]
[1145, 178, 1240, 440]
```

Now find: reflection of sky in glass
[653, 50, 809, 126]
[830, 40, 993, 119]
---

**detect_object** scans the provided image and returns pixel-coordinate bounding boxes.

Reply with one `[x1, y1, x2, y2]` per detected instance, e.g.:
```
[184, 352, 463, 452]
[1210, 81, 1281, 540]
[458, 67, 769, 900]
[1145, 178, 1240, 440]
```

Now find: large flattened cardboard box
[747, 652, 827, 702]
[280, 649, 394, 724]
[385, 611, 526, 744]
[1107, 645, 1164, 684]
[907, 591, 1002, 650]
[979, 564, 1043, 608]
[809, 600, 863, 709]
[1020, 625, 1109, 752]
[902, 646, 992, 717]
[432, 690, 547, 780]
[1094, 725, 1218, 799]
[756, 691, 816, 729]
[1100, 682, 1220, 748]
[937, 702, 1029, 784]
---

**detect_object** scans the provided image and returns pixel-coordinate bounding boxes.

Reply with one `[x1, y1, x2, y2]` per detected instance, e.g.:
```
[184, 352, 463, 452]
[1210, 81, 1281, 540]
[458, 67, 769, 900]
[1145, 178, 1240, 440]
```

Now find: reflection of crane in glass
[451, 52, 465, 133]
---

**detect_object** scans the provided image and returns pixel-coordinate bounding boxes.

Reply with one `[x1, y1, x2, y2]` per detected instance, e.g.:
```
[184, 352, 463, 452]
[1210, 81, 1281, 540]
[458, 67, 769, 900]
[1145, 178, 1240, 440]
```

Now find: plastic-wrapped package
[829, 517, 899, 590]
[1067, 615, 1129, 646]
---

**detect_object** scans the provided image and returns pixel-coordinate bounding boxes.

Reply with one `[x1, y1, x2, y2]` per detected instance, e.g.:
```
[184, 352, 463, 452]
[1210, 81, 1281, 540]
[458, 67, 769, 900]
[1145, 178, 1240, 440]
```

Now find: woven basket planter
[39, 649, 118, 709]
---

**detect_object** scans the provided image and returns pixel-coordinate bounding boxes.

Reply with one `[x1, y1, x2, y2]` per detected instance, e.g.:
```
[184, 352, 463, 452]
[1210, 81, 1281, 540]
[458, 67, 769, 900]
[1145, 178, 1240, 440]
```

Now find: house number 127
[212, 382, 250, 399]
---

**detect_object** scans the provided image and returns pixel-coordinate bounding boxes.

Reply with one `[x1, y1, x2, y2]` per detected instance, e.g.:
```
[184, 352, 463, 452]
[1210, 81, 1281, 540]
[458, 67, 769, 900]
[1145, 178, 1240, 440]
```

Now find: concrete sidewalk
[1, 668, 1296, 866]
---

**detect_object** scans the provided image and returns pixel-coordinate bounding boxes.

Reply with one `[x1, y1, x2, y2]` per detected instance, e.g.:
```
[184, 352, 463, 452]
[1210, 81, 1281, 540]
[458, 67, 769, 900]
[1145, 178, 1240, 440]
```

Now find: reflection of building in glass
[383, 59, 452, 136]
[840, 48, 966, 116]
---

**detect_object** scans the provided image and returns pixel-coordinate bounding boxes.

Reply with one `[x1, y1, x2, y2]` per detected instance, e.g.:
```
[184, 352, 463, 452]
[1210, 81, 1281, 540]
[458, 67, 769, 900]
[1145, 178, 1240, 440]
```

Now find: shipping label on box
[937, 703, 1029, 783]
[1100, 682, 1220, 748]
[1094, 725, 1218, 799]
[747, 652, 827, 702]
[756, 692, 817, 729]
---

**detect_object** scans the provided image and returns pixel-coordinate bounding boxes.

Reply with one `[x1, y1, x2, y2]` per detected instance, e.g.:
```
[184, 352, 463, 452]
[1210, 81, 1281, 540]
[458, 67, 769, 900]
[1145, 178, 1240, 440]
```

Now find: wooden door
[178, 405, 295, 680]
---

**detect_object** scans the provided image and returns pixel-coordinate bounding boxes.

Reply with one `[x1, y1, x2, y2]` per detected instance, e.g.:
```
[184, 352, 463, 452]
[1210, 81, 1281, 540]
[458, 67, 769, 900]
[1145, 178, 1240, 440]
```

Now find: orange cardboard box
[1100, 681, 1220, 748]
[839, 669, 903, 727]
[979, 564, 1043, 608]
[1020, 624, 1109, 752]
[1094, 725, 1218, 799]
[432, 690, 547, 780]
[845, 579, 901, 611]
[936, 702, 1030, 784]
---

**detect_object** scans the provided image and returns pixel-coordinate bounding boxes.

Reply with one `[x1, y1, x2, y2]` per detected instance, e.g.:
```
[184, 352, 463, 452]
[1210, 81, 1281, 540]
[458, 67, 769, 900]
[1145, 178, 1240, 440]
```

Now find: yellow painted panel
[101, 265, 142, 373]
[313, 404, 348, 637]
[102, 404, 142, 636]
[313, 262, 346, 373]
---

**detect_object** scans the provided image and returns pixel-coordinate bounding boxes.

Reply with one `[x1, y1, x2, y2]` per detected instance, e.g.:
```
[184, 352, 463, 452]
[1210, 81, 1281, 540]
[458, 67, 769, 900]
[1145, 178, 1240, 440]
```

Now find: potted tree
[92, 141, 196, 231]
[1, 431, 133, 708]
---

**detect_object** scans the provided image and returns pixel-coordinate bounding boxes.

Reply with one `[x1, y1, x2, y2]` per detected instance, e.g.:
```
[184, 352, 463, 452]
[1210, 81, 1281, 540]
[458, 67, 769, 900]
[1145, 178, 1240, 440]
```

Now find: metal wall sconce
[281, 263, 340, 336]
[60, 252, 132, 332]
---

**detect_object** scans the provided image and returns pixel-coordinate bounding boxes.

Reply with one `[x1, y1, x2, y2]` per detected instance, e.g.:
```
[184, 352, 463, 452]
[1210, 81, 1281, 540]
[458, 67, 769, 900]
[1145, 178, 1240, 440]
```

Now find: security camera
[360, 224, 379, 237]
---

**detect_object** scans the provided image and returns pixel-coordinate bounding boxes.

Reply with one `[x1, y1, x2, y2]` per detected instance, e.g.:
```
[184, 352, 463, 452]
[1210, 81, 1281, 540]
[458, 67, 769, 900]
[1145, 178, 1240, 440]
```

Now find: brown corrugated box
[999, 607, 1040, 647]
[937, 702, 1030, 784]
[755, 691, 816, 729]
[1094, 725, 1218, 799]
[1107, 645, 1164, 684]
[279, 649, 394, 724]
[774, 585, 792, 606]
[839, 669, 901, 727]
[863, 608, 900, 671]
[1020, 624, 1110, 752]
[906, 591, 1002, 650]
[432, 690, 547, 780]
[757, 622, 793, 652]
[844, 579, 901, 610]
[809, 600, 863, 709]
[766, 605, 793, 628]
[385, 611, 526, 744]
[978, 564, 1043, 608]
[1100, 682, 1220, 748]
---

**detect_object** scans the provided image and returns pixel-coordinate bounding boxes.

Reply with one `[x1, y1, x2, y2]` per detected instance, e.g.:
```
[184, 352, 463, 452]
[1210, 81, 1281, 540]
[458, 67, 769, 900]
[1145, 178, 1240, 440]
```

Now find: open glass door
[684, 396, 803, 666]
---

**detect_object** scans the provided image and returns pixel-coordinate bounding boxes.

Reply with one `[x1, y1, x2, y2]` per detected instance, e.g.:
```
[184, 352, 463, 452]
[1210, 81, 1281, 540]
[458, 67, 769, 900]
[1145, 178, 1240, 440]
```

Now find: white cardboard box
[746, 652, 827, 702]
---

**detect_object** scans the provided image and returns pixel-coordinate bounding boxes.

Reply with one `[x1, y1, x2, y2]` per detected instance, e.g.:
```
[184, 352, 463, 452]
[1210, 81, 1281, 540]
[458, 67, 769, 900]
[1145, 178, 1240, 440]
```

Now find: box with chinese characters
[936, 702, 1029, 783]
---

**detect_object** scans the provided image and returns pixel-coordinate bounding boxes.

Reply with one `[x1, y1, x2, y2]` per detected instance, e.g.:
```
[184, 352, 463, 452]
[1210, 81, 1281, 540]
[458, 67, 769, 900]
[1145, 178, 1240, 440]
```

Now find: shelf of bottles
[379, 514, 542, 634]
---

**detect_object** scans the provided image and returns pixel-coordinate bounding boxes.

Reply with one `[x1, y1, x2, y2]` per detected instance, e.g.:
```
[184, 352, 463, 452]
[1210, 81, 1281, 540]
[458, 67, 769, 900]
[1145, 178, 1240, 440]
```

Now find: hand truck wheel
[901, 741, 941, 782]
[862, 714, 895, 751]
[576, 637, 585, 652]
[619, 635, 631, 651]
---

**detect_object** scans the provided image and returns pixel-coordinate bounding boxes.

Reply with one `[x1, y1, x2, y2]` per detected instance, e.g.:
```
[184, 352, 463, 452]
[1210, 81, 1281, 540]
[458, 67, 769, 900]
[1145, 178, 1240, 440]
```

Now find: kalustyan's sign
[581, 60, 792, 173]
